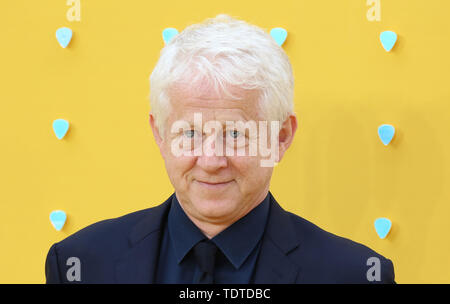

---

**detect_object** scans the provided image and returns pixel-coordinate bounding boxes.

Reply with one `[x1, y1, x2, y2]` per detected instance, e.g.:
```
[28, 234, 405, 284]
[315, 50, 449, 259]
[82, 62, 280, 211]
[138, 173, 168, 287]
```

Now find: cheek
[230, 156, 268, 187]
[169, 157, 196, 177]
[162, 149, 197, 184]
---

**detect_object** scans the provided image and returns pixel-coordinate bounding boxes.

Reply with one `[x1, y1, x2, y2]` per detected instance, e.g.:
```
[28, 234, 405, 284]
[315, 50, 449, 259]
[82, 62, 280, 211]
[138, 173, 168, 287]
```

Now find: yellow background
[1, 0, 449, 283]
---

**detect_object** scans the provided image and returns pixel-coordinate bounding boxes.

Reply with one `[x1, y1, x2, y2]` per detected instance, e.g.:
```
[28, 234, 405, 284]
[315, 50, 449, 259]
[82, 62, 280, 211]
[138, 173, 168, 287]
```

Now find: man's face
[150, 82, 289, 228]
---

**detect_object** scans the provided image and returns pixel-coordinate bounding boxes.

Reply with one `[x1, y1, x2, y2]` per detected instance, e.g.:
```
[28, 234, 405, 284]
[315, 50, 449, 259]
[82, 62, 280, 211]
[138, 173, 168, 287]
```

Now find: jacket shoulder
[57, 207, 155, 251]
[45, 196, 173, 283]
[46, 203, 166, 268]
[285, 211, 395, 283]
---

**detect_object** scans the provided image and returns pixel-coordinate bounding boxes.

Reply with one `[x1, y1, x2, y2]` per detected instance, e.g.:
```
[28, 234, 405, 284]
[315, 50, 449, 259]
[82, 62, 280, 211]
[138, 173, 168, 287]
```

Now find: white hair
[149, 14, 294, 137]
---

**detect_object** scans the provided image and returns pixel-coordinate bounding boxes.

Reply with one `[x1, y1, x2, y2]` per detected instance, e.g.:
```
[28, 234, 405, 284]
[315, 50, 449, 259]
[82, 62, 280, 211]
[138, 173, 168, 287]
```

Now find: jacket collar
[114, 193, 173, 283]
[128, 194, 173, 246]
[252, 191, 301, 283]
[115, 191, 301, 283]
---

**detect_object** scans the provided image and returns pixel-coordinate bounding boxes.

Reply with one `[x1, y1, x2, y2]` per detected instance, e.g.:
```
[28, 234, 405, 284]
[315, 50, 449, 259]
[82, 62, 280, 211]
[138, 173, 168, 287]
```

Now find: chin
[193, 197, 237, 219]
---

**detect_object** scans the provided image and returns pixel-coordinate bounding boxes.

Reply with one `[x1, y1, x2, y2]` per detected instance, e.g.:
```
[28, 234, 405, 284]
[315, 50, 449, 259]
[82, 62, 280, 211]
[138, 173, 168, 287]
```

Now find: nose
[196, 134, 228, 172]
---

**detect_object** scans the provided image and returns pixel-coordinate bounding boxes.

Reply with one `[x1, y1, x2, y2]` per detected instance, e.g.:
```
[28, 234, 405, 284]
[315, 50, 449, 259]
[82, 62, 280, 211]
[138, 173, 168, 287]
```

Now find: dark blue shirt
[155, 192, 270, 283]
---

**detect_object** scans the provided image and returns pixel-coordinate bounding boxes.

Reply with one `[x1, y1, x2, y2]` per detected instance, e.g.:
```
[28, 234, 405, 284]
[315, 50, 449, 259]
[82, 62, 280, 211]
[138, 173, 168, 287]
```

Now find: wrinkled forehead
[169, 78, 257, 102]
[167, 81, 264, 122]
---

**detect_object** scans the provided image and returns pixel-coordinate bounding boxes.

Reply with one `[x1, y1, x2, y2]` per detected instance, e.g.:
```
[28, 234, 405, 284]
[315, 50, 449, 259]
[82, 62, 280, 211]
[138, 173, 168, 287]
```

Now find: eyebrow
[181, 119, 251, 128]
[179, 112, 250, 123]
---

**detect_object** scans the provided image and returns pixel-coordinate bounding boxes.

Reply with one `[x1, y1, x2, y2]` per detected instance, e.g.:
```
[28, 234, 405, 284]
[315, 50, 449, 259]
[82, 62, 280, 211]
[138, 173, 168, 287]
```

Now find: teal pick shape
[162, 28, 179, 44]
[270, 28, 288, 46]
[56, 27, 73, 48]
[53, 119, 69, 140]
[378, 124, 395, 146]
[374, 218, 392, 239]
[380, 31, 397, 52]
[50, 210, 67, 231]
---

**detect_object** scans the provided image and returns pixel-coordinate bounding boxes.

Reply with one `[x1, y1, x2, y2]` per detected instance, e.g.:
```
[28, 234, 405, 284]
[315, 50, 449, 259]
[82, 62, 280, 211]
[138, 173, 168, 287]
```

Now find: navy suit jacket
[45, 192, 395, 283]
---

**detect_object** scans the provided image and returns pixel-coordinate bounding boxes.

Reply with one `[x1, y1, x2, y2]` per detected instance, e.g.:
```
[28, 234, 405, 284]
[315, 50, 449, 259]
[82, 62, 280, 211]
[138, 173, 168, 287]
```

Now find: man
[45, 14, 395, 284]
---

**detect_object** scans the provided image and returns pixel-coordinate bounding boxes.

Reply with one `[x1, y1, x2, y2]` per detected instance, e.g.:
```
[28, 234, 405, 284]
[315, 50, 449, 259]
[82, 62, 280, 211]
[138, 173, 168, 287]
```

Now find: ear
[149, 113, 164, 148]
[277, 114, 298, 163]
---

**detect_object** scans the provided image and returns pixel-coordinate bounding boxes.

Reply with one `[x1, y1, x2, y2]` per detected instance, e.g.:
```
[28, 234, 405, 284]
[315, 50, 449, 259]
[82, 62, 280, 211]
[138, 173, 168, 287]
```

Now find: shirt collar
[211, 193, 270, 269]
[168, 195, 206, 264]
[168, 192, 270, 269]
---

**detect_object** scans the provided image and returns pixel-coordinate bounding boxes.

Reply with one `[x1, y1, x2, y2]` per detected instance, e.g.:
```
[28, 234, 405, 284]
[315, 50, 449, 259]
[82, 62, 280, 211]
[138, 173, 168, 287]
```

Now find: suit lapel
[114, 193, 173, 283]
[253, 192, 301, 283]
[114, 191, 301, 283]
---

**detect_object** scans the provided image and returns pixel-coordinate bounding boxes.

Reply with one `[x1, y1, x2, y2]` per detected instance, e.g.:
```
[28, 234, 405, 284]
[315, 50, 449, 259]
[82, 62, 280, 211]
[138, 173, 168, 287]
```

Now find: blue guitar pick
[53, 119, 69, 140]
[162, 28, 179, 44]
[380, 31, 397, 52]
[378, 124, 395, 146]
[56, 27, 73, 48]
[374, 218, 392, 239]
[270, 28, 288, 46]
[50, 210, 67, 231]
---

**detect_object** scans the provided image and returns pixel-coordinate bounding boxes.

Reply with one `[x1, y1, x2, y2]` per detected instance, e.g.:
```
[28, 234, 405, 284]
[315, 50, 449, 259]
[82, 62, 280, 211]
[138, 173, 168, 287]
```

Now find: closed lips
[197, 180, 232, 185]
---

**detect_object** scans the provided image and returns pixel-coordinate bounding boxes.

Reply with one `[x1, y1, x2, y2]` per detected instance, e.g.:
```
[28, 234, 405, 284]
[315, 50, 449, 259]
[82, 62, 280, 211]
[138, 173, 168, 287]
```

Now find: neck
[177, 189, 269, 239]
[191, 221, 229, 239]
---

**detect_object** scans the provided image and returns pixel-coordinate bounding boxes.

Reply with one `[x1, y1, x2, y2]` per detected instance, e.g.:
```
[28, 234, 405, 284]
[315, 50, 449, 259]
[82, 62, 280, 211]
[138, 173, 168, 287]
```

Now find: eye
[183, 130, 197, 138]
[228, 130, 241, 139]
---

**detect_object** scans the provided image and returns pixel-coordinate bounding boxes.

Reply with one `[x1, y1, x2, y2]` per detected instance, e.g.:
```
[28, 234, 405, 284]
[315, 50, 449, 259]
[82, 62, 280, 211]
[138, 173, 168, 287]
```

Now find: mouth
[195, 180, 234, 189]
